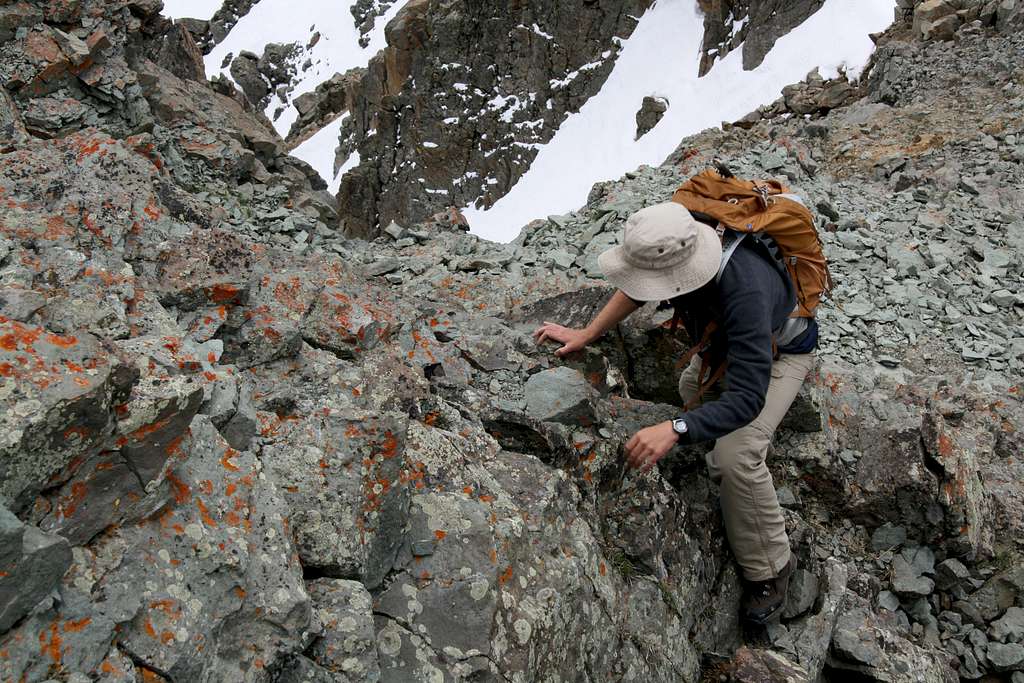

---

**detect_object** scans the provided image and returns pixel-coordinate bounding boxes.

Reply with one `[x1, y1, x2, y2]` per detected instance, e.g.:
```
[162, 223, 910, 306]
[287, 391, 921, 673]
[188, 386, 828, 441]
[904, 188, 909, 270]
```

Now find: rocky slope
[1, 1, 1024, 683]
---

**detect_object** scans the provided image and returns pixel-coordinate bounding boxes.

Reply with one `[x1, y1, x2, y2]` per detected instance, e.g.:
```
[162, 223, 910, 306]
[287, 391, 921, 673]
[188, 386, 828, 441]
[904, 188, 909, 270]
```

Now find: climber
[532, 201, 817, 625]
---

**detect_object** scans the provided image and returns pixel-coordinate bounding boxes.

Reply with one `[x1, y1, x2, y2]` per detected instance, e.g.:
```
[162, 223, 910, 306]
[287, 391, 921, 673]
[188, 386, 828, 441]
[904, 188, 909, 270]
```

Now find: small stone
[761, 150, 787, 170]
[776, 487, 798, 508]
[892, 554, 934, 597]
[0, 505, 72, 631]
[548, 249, 576, 271]
[935, 558, 970, 591]
[991, 606, 1024, 643]
[783, 569, 819, 619]
[383, 221, 407, 240]
[365, 257, 400, 276]
[992, 289, 1017, 307]
[816, 200, 840, 222]
[878, 590, 901, 611]
[411, 540, 436, 557]
[988, 642, 1024, 671]
[844, 301, 874, 318]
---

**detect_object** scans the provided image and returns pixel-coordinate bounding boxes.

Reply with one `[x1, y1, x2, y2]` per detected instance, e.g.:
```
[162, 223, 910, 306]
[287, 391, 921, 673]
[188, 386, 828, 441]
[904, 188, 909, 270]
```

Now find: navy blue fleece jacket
[660, 240, 807, 445]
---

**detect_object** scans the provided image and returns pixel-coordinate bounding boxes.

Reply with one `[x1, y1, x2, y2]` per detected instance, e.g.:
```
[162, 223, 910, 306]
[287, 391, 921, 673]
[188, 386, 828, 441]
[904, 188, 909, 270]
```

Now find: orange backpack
[668, 166, 832, 407]
[671, 166, 833, 318]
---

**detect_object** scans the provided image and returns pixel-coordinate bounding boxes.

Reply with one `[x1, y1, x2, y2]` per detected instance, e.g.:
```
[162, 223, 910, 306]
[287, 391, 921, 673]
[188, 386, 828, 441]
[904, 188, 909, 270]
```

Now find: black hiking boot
[741, 554, 796, 625]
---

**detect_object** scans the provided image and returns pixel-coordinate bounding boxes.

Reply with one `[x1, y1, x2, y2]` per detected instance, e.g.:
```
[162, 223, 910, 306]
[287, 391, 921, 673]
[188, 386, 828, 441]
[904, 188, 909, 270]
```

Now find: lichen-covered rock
[0, 585, 120, 681]
[84, 416, 309, 681]
[0, 320, 130, 514]
[0, 504, 72, 632]
[260, 410, 411, 589]
[301, 281, 395, 359]
[305, 579, 379, 680]
[221, 270, 321, 369]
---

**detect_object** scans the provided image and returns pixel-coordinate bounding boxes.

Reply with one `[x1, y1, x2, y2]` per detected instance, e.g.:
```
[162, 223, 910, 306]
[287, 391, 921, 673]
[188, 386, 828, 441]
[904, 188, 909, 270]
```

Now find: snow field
[463, 0, 896, 242]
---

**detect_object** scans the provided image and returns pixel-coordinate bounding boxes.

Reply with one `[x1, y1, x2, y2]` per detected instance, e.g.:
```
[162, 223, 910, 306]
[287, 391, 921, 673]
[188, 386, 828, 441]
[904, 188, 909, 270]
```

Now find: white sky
[161, 0, 219, 20]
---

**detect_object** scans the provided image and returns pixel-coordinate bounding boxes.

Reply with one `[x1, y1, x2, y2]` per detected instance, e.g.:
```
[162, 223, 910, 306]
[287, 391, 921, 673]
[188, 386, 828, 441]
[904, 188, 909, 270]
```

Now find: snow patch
[464, 0, 895, 242]
[532, 23, 554, 40]
[160, 0, 220, 20]
[289, 113, 351, 193]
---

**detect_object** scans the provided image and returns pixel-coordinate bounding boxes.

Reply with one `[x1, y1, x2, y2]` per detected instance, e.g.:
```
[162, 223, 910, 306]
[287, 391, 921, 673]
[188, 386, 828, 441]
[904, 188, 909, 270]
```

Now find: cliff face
[696, 0, 827, 76]
[333, 0, 653, 238]
[1, 0, 1024, 681]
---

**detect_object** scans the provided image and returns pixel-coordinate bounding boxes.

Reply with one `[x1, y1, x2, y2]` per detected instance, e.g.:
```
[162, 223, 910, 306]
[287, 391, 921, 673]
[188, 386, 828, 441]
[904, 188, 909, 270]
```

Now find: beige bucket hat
[598, 202, 721, 301]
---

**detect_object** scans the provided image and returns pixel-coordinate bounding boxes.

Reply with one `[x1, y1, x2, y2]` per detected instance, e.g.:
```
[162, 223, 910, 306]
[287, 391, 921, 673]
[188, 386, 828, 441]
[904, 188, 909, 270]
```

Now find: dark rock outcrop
[335, 0, 654, 237]
[697, 0, 827, 76]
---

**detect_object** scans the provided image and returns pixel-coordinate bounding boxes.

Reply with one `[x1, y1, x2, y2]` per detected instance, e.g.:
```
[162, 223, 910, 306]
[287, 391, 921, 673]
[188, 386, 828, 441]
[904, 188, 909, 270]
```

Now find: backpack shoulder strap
[715, 229, 746, 284]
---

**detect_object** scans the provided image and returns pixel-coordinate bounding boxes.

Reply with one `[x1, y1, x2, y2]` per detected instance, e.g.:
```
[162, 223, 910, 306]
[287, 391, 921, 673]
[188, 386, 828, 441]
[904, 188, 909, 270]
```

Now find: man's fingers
[628, 443, 648, 468]
[554, 344, 567, 357]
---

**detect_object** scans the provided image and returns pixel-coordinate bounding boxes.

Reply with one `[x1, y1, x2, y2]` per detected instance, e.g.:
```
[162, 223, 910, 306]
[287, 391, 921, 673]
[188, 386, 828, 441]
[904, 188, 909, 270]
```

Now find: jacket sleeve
[675, 284, 774, 445]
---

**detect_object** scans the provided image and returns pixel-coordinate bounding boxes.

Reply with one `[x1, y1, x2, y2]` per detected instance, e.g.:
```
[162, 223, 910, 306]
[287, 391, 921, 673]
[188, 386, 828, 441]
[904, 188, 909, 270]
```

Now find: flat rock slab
[524, 366, 597, 425]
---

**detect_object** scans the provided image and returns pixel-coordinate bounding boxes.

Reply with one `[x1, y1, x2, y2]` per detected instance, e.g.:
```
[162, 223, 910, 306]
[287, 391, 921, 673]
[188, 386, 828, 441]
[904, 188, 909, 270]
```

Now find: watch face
[672, 419, 687, 434]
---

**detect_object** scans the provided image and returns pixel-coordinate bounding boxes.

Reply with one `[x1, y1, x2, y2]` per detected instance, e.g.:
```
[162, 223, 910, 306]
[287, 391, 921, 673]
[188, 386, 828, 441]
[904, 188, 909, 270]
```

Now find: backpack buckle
[756, 184, 771, 209]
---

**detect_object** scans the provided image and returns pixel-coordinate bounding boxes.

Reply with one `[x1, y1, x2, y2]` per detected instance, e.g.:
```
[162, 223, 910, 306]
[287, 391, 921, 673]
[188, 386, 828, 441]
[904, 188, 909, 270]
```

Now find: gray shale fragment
[0, 505, 72, 632]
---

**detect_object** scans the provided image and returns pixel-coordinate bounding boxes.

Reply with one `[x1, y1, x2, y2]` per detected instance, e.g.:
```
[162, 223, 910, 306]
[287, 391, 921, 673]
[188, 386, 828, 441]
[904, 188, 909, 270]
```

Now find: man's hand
[625, 421, 679, 473]
[533, 321, 591, 357]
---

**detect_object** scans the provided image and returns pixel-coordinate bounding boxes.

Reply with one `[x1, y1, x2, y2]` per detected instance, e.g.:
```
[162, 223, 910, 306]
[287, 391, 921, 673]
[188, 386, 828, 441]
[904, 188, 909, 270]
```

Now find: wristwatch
[671, 418, 688, 436]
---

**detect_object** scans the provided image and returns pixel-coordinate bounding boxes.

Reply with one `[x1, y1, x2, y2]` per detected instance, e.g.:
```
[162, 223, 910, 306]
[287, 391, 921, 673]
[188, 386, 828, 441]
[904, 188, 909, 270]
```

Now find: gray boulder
[0, 323, 131, 515]
[524, 366, 597, 425]
[0, 505, 71, 632]
[830, 601, 957, 681]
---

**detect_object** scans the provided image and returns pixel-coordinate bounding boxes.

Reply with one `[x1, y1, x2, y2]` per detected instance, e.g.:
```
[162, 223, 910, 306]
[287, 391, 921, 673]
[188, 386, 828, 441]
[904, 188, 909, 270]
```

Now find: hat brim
[597, 222, 721, 301]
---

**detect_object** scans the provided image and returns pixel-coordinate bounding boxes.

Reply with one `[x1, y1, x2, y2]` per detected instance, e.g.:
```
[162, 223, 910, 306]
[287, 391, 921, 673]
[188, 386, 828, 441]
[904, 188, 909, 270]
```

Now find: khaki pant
[678, 352, 815, 581]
